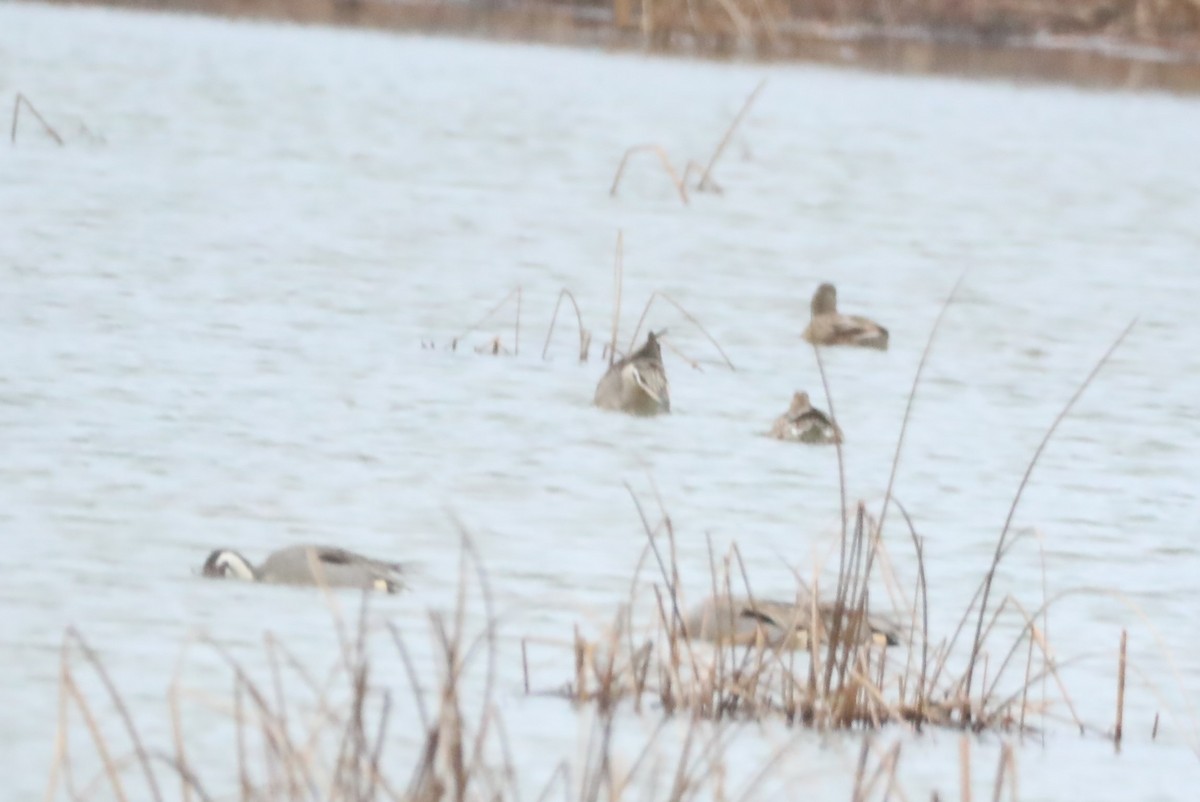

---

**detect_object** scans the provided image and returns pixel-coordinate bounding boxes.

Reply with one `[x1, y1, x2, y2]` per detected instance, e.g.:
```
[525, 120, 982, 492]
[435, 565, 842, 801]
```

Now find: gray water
[3, 2, 1200, 799]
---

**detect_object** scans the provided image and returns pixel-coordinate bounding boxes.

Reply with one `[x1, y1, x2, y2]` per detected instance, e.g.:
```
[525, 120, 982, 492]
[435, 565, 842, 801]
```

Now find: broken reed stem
[610, 144, 689, 204]
[698, 78, 766, 192]
[964, 318, 1138, 711]
[11, 92, 64, 146]
[451, 286, 522, 352]
[1115, 629, 1127, 748]
[541, 288, 591, 362]
[626, 291, 736, 370]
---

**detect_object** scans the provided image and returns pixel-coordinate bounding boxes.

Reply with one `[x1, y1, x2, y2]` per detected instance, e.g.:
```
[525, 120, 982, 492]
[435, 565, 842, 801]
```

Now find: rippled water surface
[4, 2, 1200, 799]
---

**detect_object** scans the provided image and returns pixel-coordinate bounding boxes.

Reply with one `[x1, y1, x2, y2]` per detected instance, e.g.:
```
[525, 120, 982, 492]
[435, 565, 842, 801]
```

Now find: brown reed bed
[44, 530, 1027, 802]
[54, 0, 1200, 53]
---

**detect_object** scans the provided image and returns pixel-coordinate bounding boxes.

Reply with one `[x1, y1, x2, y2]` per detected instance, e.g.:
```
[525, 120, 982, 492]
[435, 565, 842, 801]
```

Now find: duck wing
[630, 363, 670, 406]
[305, 546, 407, 591]
[323, 548, 406, 575]
[830, 315, 886, 339]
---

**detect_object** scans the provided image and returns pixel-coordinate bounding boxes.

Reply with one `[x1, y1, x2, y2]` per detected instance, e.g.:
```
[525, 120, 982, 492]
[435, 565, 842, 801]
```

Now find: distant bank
[37, 0, 1200, 92]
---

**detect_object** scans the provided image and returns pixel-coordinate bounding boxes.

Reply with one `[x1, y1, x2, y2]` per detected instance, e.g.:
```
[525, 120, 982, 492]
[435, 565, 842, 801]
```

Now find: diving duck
[201, 545, 406, 593]
[593, 331, 670, 416]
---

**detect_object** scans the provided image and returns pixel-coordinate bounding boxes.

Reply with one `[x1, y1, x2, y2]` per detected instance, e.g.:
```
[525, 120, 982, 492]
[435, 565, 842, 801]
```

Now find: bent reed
[46, 535, 1026, 802]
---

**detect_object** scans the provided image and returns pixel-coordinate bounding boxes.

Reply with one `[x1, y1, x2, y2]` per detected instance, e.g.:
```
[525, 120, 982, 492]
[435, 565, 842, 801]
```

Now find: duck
[683, 595, 900, 651]
[769, 391, 842, 445]
[802, 283, 889, 350]
[593, 331, 670, 416]
[201, 544, 405, 593]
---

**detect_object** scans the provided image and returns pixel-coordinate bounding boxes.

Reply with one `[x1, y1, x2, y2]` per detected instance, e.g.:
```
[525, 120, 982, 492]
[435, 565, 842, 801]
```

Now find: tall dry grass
[40, 532, 1019, 802]
[556, 278, 1142, 739]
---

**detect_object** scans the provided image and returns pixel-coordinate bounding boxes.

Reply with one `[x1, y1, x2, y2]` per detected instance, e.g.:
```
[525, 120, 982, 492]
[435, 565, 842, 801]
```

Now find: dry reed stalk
[1115, 629, 1128, 747]
[43, 638, 73, 802]
[626, 483, 702, 683]
[532, 761, 569, 802]
[626, 291, 736, 370]
[166, 640, 199, 802]
[233, 680, 250, 800]
[985, 595, 1085, 733]
[857, 739, 902, 801]
[1103, 591, 1200, 754]
[52, 537, 534, 802]
[521, 639, 531, 695]
[680, 159, 713, 192]
[574, 624, 588, 703]
[962, 318, 1137, 711]
[540, 288, 592, 361]
[609, 144, 690, 204]
[11, 92, 64, 145]
[877, 271, 966, 539]
[63, 669, 130, 802]
[959, 733, 972, 802]
[811, 343, 849, 585]
[450, 286, 523, 354]
[697, 79, 767, 192]
[608, 230, 625, 366]
[68, 628, 165, 802]
[850, 736, 871, 802]
[990, 742, 1017, 802]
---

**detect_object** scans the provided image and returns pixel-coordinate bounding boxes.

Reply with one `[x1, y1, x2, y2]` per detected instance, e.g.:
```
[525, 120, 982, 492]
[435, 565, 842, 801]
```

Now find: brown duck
[593, 331, 670, 416]
[769, 391, 843, 445]
[684, 595, 900, 651]
[802, 283, 889, 350]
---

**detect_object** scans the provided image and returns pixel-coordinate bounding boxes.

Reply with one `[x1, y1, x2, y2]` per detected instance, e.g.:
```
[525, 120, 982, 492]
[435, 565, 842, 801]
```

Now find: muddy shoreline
[33, 0, 1200, 92]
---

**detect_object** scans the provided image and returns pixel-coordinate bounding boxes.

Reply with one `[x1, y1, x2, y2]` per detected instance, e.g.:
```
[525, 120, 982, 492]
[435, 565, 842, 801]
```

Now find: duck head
[811, 283, 838, 316]
[788, 391, 813, 415]
[202, 549, 255, 581]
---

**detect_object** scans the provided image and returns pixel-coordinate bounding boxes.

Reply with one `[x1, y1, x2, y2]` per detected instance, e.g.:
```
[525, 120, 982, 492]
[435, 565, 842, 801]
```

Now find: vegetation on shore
[34, 0, 1200, 94]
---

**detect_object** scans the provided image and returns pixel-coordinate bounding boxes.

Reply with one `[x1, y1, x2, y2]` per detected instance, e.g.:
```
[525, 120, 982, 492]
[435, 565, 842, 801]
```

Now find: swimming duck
[769, 391, 842, 445]
[201, 545, 405, 593]
[593, 331, 670, 416]
[683, 595, 900, 651]
[802, 283, 889, 350]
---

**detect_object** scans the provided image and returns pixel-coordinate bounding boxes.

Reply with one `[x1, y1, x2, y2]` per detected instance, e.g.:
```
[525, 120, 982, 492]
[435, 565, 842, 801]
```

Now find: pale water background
[3, 2, 1200, 799]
